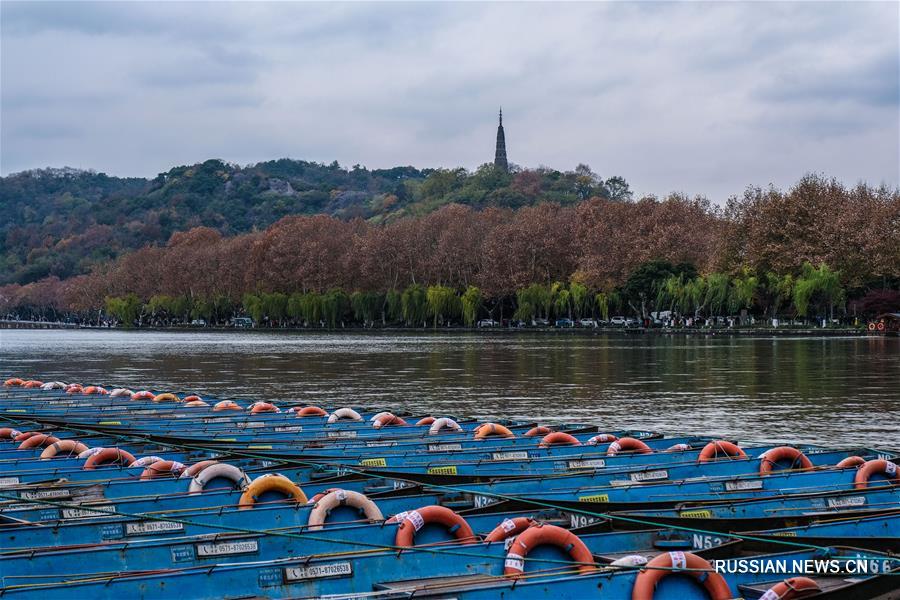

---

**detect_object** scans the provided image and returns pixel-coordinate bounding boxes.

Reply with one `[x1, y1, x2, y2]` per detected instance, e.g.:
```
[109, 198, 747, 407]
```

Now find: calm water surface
[1, 329, 898, 447]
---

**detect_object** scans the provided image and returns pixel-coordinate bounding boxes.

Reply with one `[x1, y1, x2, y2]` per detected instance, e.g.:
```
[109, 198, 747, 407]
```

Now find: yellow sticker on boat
[427, 466, 458, 475]
[680, 510, 712, 518]
[7, 409, 25, 413]
[360, 458, 387, 467]
[248, 445, 272, 450]
[98, 421, 121, 425]
[578, 494, 609, 503]
[773, 531, 797, 537]
[218, 438, 237, 442]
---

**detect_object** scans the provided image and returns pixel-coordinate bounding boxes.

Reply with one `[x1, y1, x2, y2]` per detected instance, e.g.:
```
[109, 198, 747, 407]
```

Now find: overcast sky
[1, 1, 897, 201]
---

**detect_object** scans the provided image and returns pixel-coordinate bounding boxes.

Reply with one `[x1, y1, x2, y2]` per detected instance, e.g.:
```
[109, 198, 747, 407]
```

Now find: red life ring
[525, 426, 552, 437]
[484, 517, 535, 543]
[3, 378, 25, 387]
[416, 416, 436, 426]
[131, 391, 154, 400]
[538, 432, 581, 448]
[294, 406, 328, 417]
[607, 437, 652, 456]
[474, 423, 515, 439]
[853, 459, 899, 489]
[504, 524, 596, 577]
[759, 576, 820, 599]
[393, 506, 476, 547]
[0, 428, 23, 440]
[83, 447, 137, 470]
[759, 447, 813, 475]
[18, 434, 60, 450]
[83, 386, 108, 395]
[250, 402, 280, 414]
[140, 460, 186, 480]
[183, 395, 202, 403]
[877, 322, 885, 331]
[373, 413, 407, 429]
[836, 456, 865, 469]
[40, 440, 88, 459]
[213, 400, 243, 411]
[23, 380, 43, 388]
[587, 433, 618, 445]
[66, 385, 84, 394]
[698, 441, 747, 463]
[631, 551, 732, 600]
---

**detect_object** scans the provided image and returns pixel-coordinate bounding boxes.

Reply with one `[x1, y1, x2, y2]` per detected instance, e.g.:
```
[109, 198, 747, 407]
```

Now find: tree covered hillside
[0, 159, 629, 285]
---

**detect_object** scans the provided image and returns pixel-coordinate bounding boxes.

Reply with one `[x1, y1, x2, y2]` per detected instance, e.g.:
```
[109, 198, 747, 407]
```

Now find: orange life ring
[759, 447, 813, 475]
[698, 441, 747, 463]
[394, 505, 476, 547]
[153, 393, 180, 403]
[18, 434, 60, 450]
[250, 402, 280, 414]
[213, 400, 243, 411]
[416, 416, 436, 426]
[83, 386, 108, 395]
[836, 456, 866, 469]
[40, 439, 88, 459]
[0, 428, 23, 440]
[853, 459, 899, 489]
[759, 576, 820, 599]
[131, 391, 154, 400]
[538, 432, 581, 448]
[4, 378, 25, 386]
[294, 406, 328, 417]
[607, 437, 652, 456]
[631, 551, 732, 600]
[140, 460, 186, 480]
[238, 474, 307, 509]
[14, 431, 38, 442]
[474, 423, 514, 439]
[484, 517, 535, 543]
[373, 413, 407, 428]
[83, 447, 137, 469]
[504, 524, 596, 577]
[587, 433, 618, 445]
[525, 426, 552, 437]
[183, 395, 202, 403]
[66, 384, 84, 394]
[23, 380, 44, 388]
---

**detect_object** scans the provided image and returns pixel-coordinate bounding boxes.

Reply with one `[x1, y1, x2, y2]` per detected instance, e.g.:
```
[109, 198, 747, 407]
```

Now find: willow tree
[569, 281, 589, 319]
[794, 262, 842, 319]
[321, 289, 348, 328]
[515, 284, 550, 321]
[401, 284, 428, 327]
[426, 285, 459, 328]
[242, 293, 265, 324]
[350, 291, 382, 327]
[729, 268, 758, 314]
[460, 286, 481, 326]
[705, 273, 731, 316]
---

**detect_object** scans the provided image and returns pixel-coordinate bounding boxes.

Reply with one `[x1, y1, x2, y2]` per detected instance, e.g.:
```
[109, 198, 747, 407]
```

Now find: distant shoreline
[1, 320, 884, 337]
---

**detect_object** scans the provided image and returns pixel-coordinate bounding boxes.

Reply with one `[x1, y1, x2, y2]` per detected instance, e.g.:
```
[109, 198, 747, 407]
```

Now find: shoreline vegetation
[2, 169, 898, 328]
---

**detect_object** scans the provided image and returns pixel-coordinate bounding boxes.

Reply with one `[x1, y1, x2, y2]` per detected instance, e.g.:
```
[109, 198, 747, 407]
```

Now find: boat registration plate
[62, 504, 115, 519]
[19, 489, 70, 500]
[428, 443, 462, 452]
[631, 470, 668, 482]
[196, 539, 259, 557]
[568, 459, 605, 469]
[828, 496, 866, 508]
[125, 520, 184, 535]
[492, 451, 528, 461]
[284, 561, 353, 582]
[0, 477, 20, 488]
[724, 479, 764, 491]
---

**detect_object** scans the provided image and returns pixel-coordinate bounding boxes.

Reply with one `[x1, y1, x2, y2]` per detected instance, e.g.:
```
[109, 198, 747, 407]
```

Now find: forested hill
[0, 159, 630, 285]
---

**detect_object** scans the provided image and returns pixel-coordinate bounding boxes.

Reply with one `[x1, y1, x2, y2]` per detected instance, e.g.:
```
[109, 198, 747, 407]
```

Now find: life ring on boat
[83, 386, 108, 395]
[188, 463, 249, 494]
[23, 380, 44, 388]
[373, 413, 407, 428]
[130, 456, 164, 468]
[109, 388, 133, 397]
[131, 391, 154, 400]
[474, 423, 515, 439]
[40, 381, 67, 390]
[18, 434, 60, 450]
[213, 400, 243, 411]
[877, 322, 885, 331]
[868, 322, 877, 331]
[78, 447, 104, 459]
[484, 517, 535, 543]
[416, 416, 436, 426]
[370, 411, 392, 422]
[182, 395, 202, 403]
[66, 384, 84, 394]
[525, 426, 552, 437]
[327, 408, 362, 423]
[140, 460, 186, 480]
[836, 456, 866, 468]
[293, 406, 327, 417]
[759, 447, 813, 475]
[83, 447, 136, 469]
[853, 459, 899, 489]
[539, 432, 581, 448]
[587, 434, 618, 445]
[307, 489, 384, 530]
[153, 393, 180, 403]
[0, 428, 23, 440]
[40, 439, 88, 459]
[429, 418, 463, 435]
[394, 505, 476, 547]
[504, 524, 596, 577]
[180, 460, 219, 478]
[698, 441, 747, 463]
[759, 576, 821, 600]
[184, 400, 209, 407]
[14, 431, 38, 442]
[631, 551, 732, 600]
[250, 402, 280, 414]
[666, 443, 691, 452]
[238, 474, 307, 509]
[607, 437, 652, 456]
[4, 378, 25, 386]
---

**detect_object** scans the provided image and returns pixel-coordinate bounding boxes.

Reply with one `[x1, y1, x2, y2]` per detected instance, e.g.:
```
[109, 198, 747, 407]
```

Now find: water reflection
[1, 329, 898, 446]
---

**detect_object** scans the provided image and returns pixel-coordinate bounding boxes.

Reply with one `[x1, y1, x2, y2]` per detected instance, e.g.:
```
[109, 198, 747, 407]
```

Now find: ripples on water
[1, 329, 898, 447]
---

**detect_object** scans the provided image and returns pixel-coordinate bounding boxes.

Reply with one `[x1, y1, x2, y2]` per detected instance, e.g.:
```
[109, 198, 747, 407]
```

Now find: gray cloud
[1, 1, 897, 202]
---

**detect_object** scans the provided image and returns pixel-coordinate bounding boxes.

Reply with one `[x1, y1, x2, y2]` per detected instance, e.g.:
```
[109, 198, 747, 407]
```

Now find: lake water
[1, 329, 898, 447]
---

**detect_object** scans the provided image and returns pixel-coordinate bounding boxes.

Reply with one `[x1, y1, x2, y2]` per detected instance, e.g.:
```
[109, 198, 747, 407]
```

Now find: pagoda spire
[494, 107, 508, 172]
